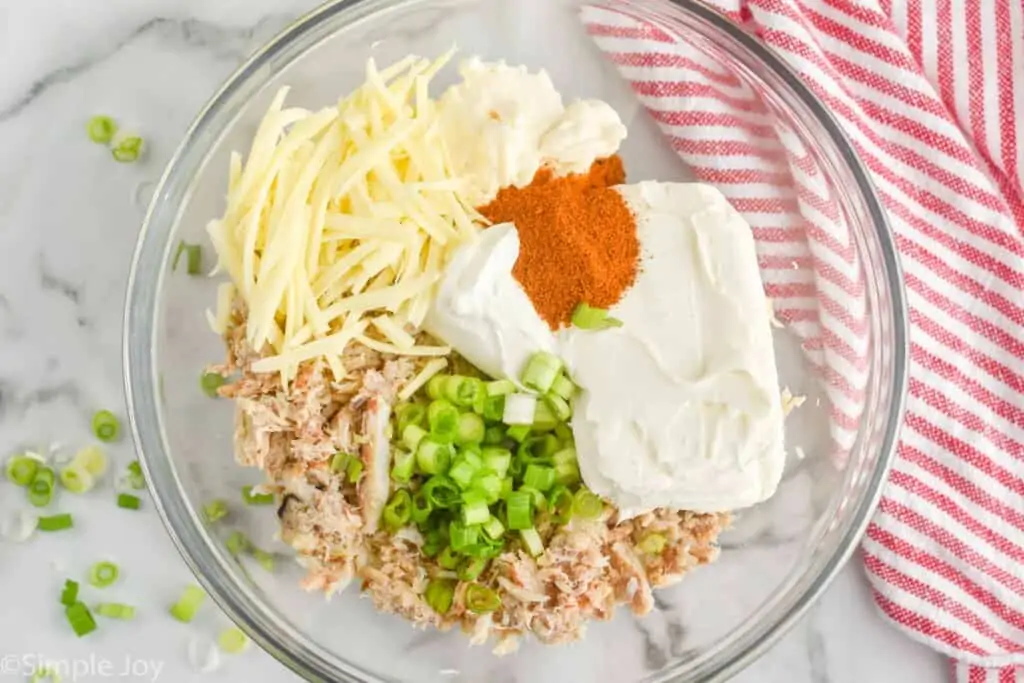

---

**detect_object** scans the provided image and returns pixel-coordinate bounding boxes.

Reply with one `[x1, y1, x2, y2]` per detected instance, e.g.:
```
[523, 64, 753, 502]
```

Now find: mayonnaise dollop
[560, 183, 785, 515]
[423, 223, 557, 381]
[437, 58, 627, 206]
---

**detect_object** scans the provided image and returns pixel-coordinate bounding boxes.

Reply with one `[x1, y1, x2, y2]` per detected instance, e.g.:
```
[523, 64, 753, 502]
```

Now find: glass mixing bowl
[123, 0, 908, 680]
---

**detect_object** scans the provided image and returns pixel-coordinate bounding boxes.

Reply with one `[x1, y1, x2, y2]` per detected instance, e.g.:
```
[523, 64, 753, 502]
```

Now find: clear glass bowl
[123, 0, 908, 680]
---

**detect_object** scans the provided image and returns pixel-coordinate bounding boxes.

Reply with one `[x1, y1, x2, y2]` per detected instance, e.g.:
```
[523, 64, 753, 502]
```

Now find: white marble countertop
[0, 1, 948, 681]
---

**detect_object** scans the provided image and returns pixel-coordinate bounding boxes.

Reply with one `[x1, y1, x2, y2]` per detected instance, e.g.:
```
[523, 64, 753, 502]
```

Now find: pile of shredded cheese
[206, 51, 483, 382]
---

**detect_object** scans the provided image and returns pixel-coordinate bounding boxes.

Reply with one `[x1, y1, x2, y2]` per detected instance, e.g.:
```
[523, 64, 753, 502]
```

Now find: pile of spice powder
[477, 156, 639, 329]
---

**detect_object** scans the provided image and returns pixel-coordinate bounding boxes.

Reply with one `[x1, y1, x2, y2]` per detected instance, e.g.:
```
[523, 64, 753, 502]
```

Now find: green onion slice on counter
[87, 115, 118, 144]
[88, 561, 120, 588]
[91, 409, 120, 442]
[169, 585, 206, 623]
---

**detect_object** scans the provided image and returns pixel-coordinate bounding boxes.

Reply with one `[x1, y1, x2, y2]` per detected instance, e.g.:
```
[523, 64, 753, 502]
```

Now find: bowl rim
[123, 0, 909, 681]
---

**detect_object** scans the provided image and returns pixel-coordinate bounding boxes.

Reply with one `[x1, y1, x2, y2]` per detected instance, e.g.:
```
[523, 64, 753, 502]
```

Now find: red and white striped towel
[583, 1, 1024, 681]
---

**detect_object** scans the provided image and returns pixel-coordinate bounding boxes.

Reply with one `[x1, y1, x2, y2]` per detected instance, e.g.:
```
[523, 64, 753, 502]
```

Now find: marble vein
[0, 13, 295, 123]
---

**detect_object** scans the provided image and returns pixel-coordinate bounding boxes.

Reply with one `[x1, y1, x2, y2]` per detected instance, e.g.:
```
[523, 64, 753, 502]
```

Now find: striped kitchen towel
[583, 1, 1024, 681]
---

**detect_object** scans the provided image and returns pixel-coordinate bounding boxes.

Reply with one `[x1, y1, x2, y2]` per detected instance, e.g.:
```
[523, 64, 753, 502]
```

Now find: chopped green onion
[402, 424, 428, 452]
[532, 400, 558, 430]
[472, 472, 503, 504]
[410, 489, 432, 524]
[225, 531, 250, 555]
[112, 135, 144, 163]
[506, 425, 531, 443]
[383, 490, 413, 531]
[550, 374, 577, 401]
[421, 529, 445, 558]
[523, 464, 556, 492]
[60, 579, 79, 607]
[465, 584, 502, 613]
[486, 379, 516, 396]
[88, 561, 120, 588]
[571, 302, 623, 330]
[554, 462, 581, 486]
[573, 488, 604, 519]
[552, 447, 577, 467]
[482, 516, 505, 540]
[87, 115, 118, 144]
[521, 352, 563, 393]
[330, 452, 349, 473]
[59, 463, 95, 494]
[427, 399, 460, 443]
[390, 449, 416, 483]
[424, 578, 455, 614]
[519, 434, 560, 463]
[449, 520, 479, 552]
[443, 376, 485, 408]
[218, 627, 249, 654]
[426, 375, 448, 400]
[116, 493, 141, 510]
[482, 425, 506, 445]
[520, 528, 544, 556]
[126, 460, 146, 489]
[347, 457, 364, 484]
[396, 402, 427, 433]
[95, 602, 136, 620]
[481, 395, 506, 422]
[519, 486, 548, 513]
[29, 467, 55, 507]
[65, 601, 97, 637]
[6, 455, 39, 487]
[203, 499, 229, 523]
[554, 422, 574, 442]
[200, 372, 226, 398]
[502, 393, 537, 426]
[241, 485, 275, 506]
[543, 394, 572, 422]
[638, 533, 667, 555]
[506, 491, 533, 530]
[549, 485, 574, 525]
[169, 585, 206, 623]
[91, 410, 120, 442]
[251, 548, 275, 572]
[73, 445, 109, 477]
[500, 476, 514, 501]
[461, 496, 490, 526]
[416, 438, 452, 475]
[481, 448, 512, 477]
[455, 412, 485, 445]
[457, 557, 488, 581]
[38, 513, 72, 531]
[437, 545, 460, 570]
[30, 666, 59, 683]
[422, 476, 460, 509]
[448, 459, 477, 490]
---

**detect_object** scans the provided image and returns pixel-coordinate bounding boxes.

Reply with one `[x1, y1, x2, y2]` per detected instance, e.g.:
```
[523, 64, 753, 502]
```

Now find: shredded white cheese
[207, 51, 481, 380]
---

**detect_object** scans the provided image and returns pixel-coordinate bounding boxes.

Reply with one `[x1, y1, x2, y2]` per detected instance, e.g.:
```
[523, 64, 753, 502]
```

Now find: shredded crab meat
[216, 302, 729, 650]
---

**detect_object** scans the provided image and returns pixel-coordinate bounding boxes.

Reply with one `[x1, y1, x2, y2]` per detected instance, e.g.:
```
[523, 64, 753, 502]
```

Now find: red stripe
[796, 0, 919, 73]
[905, 271, 1024, 369]
[758, 254, 813, 269]
[648, 109, 778, 138]
[671, 136, 783, 158]
[585, 22, 674, 43]
[777, 306, 820, 323]
[821, 326, 871, 371]
[692, 166, 794, 186]
[910, 343, 1024, 438]
[936, 0, 955, 123]
[964, 0, 987, 167]
[907, 0, 923, 72]
[904, 412, 1024, 498]
[631, 80, 765, 112]
[731, 197, 801, 214]
[909, 307, 1024, 398]
[863, 548, 1024, 652]
[890, 450, 1024, 545]
[876, 498, 1024, 597]
[604, 51, 742, 87]
[872, 587, 988, 656]
[900, 442, 1024, 537]
[996, 0, 1018, 187]
[972, 666, 987, 683]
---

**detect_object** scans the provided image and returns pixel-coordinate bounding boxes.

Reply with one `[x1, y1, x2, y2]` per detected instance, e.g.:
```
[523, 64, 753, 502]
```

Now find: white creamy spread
[437, 58, 627, 206]
[425, 182, 785, 516]
[423, 223, 557, 382]
[561, 183, 785, 516]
